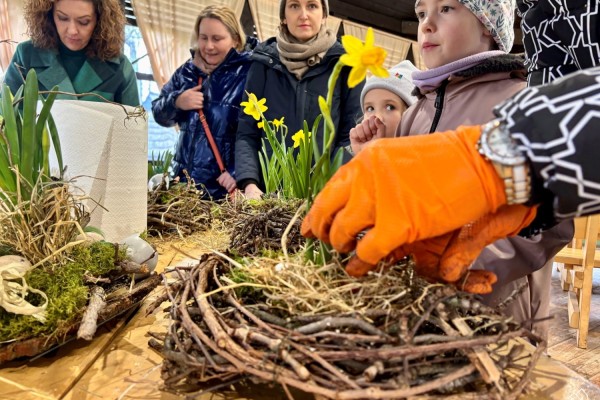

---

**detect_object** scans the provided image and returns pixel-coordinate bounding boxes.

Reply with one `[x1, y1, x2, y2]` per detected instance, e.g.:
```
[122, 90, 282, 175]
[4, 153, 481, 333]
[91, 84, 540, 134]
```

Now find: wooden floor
[547, 265, 600, 387]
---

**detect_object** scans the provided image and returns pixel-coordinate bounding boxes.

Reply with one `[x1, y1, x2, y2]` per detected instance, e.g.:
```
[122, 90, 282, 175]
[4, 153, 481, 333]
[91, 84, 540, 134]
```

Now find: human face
[415, 0, 493, 69]
[197, 17, 238, 67]
[283, 0, 325, 42]
[363, 88, 407, 138]
[53, 0, 97, 51]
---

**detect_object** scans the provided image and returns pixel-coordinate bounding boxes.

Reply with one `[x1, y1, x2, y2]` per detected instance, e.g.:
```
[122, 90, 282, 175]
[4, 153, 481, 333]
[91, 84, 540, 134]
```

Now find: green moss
[259, 249, 283, 259]
[227, 266, 265, 302]
[0, 241, 124, 342]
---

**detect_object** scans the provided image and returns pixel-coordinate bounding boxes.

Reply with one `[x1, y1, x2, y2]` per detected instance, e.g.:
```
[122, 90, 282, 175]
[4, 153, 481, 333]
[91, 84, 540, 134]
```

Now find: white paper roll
[46, 100, 148, 242]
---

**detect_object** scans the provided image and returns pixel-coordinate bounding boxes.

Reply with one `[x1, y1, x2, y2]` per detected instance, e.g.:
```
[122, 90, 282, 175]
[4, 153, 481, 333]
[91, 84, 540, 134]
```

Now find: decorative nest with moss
[0, 239, 162, 365]
[150, 252, 544, 399]
[0, 182, 160, 365]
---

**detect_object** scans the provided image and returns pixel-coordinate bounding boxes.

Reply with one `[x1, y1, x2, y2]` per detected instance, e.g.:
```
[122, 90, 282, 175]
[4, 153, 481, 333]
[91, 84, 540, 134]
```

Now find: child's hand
[349, 116, 385, 155]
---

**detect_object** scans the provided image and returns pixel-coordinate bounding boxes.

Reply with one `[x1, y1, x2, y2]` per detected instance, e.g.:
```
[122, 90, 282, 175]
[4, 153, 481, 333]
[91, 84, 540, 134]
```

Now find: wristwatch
[478, 120, 531, 205]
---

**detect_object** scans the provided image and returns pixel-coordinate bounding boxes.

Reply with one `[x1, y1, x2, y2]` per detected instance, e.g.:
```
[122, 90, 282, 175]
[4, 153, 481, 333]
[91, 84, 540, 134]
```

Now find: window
[123, 24, 178, 161]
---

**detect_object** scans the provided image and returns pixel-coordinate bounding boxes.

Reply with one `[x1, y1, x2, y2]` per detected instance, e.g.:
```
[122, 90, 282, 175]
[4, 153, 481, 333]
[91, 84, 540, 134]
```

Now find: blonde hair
[191, 5, 245, 52]
[24, 0, 126, 60]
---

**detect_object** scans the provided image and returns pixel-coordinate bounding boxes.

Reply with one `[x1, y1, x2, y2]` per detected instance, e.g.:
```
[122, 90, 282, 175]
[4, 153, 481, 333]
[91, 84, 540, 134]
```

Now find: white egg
[148, 173, 169, 191]
[119, 234, 158, 274]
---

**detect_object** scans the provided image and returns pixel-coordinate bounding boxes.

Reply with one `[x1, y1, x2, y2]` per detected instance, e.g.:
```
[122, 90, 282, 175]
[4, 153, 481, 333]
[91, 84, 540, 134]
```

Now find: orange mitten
[455, 270, 498, 294]
[302, 125, 509, 266]
[436, 204, 537, 283]
[403, 204, 537, 293]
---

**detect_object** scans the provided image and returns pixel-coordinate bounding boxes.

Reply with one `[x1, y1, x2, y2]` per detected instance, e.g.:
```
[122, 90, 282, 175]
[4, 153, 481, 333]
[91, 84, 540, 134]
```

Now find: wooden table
[2, 238, 600, 400]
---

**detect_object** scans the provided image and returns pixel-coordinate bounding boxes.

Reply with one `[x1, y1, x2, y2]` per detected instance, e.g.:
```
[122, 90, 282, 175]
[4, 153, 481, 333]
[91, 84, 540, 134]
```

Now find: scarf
[412, 51, 505, 92]
[193, 51, 219, 75]
[277, 24, 337, 80]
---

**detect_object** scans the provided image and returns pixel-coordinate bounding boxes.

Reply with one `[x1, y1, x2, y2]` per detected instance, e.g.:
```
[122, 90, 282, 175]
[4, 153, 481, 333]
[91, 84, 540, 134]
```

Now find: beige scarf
[277, 24, 337, 80]
[193, 51, 219, 75]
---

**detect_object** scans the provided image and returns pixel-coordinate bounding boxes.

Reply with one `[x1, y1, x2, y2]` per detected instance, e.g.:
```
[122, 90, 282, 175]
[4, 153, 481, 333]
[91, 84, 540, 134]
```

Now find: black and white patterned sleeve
[518, 0, 600, 86]
[493, 67, 600, 219]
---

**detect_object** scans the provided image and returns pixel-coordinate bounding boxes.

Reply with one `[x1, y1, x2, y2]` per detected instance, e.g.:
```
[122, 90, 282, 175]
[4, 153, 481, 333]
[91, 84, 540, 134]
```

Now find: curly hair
[192, 5, 246, 52]
[24, 0, 126, 60]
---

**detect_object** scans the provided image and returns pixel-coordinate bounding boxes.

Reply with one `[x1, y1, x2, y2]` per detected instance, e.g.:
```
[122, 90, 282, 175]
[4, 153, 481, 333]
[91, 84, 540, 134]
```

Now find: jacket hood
[454, 54, 526, 79]
[412, 54, 526, 99]
[245, 35, 260, 52]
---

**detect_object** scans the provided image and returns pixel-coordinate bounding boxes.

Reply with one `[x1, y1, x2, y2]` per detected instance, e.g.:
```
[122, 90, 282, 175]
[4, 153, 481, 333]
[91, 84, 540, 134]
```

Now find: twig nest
[120, 234, 158, 274]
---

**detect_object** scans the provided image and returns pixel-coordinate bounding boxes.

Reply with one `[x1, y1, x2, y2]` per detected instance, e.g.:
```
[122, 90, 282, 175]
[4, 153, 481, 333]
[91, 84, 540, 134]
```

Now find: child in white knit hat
[349, 60, 419, 155]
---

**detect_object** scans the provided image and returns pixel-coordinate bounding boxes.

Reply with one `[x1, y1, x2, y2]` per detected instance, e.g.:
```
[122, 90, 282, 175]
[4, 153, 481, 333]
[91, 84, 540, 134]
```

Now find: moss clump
[0, 241, 124, 342]
[226, 266, 266, 302]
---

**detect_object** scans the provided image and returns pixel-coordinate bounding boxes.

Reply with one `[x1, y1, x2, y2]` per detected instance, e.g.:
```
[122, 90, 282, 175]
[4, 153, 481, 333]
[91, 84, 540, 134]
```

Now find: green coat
[3, 40, 140, 107]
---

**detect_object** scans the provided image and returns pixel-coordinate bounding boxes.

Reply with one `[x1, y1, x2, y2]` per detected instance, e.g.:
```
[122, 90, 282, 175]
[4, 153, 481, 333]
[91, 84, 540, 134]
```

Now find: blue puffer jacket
[152, 44, 254, 199]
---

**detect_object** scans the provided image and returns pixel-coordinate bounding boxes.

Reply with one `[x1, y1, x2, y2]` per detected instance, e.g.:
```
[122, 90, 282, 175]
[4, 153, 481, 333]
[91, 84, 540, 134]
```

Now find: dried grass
[226, 255, 423, 317]
[147, 180, 212, 238]
[0, 182, 86, 266]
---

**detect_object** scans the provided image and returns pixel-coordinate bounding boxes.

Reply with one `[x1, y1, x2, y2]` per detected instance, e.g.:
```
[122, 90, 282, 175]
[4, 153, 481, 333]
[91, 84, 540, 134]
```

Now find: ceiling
[327, 0, 524, 53]
[123, 0, 524, 54]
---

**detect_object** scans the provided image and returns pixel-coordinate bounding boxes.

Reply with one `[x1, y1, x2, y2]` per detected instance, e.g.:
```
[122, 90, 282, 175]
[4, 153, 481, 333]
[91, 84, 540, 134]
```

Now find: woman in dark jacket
[235, 0, 364, 199]
[152, 5, 254, 200]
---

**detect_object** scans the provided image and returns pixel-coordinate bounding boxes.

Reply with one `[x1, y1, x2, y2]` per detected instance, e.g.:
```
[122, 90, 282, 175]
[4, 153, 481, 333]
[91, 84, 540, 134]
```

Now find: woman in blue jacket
[152, 5, 255, 200]
[235, 0, 364, 199]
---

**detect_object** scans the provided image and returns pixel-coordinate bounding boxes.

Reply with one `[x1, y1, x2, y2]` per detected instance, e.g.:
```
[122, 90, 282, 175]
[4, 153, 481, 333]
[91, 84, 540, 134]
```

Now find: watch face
[482, 123, 525, 165]
[489, 128, 514, 157]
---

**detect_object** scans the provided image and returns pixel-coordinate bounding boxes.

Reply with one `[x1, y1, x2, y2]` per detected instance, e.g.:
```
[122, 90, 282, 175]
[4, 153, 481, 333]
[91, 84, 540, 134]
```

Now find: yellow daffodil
[273, 117, 285, 129]
[340, 28, 388, 88]
[257, 121, 265, 129]
[240, 93, 268, 121]
[292, 129, 306, 148]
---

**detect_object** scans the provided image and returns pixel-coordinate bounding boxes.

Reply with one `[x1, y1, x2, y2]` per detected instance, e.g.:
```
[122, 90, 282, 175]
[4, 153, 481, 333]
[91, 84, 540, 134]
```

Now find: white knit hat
[414, 0, 515, 52]
[279, 0, 329, 20]
[360, 61, 419, 111]
[458, 0, 515, 52]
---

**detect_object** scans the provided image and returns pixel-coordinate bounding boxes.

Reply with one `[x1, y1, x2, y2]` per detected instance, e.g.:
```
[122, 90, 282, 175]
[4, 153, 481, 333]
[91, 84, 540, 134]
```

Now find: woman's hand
[244, 183, 263, 200]
[349, 115, 385, 154]
[175, 84, 204, 110]
[217, 171, 237, 193]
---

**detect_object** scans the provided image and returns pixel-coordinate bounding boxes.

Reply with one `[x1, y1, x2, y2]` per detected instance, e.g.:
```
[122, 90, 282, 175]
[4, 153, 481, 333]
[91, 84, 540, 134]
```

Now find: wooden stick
[452, 317, 502, 388]
[77, 286, 106, 340]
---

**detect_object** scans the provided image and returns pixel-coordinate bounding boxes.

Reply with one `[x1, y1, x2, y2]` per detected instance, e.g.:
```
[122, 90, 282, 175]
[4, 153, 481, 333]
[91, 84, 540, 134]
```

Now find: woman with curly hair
[3, 0, 139, 106]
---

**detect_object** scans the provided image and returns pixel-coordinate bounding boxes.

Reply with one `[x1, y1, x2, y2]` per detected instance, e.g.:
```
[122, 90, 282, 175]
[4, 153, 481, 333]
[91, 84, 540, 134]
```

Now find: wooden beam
[329, 0, 408, 38]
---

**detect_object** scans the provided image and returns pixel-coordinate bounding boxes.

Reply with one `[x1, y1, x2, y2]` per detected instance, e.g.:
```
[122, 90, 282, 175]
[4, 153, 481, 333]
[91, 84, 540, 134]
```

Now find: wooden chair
[555, 214, 600, 348]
